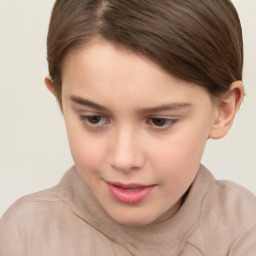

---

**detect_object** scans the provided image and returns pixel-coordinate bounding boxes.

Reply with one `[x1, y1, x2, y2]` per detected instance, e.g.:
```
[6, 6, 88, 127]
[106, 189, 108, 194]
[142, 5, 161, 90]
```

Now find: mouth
[106, 182, 156, 205]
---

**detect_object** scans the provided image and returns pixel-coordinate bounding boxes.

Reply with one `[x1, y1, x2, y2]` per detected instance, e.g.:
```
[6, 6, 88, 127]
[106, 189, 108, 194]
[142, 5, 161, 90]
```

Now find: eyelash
[79, 115, 178, 131]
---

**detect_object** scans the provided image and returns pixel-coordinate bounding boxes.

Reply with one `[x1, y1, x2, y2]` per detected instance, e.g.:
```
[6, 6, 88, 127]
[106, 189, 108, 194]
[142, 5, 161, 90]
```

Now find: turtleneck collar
[56, 165, 213, 254]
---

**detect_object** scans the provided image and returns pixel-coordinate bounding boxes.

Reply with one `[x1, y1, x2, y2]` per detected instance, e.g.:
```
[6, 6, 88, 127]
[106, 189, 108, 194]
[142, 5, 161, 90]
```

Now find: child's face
[61, 39, 219, 226]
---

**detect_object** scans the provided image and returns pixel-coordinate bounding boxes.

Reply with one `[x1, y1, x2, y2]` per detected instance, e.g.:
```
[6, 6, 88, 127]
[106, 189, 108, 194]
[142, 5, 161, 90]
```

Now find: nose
[110, 127, 144, 172]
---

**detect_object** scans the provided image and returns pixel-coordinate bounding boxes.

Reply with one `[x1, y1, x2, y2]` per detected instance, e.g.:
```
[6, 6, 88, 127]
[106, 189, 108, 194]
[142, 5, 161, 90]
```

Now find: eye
[80, 115, 109, 127]
[148, 117, 177, 128]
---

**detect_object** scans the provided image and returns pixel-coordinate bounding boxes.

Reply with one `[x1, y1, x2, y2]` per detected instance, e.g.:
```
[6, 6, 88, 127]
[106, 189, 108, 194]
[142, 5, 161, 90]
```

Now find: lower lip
[107, 183, 155, 205]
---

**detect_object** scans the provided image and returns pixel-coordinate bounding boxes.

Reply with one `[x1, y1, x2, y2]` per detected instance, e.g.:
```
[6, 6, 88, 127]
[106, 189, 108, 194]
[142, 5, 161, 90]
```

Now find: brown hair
[47, 0, 243, 105]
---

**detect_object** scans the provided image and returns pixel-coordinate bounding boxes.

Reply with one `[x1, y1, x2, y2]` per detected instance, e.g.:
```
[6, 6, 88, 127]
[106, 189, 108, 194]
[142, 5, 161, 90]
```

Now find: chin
[116, 219, 153, 227]
[109, 211, 156, 227]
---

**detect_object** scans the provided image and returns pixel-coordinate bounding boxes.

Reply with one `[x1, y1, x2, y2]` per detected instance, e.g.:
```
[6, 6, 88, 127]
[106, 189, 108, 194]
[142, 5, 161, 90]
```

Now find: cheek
[65, 122, 107, 170]
[149, 124, 209, 180]
[176, 119, 211, 160]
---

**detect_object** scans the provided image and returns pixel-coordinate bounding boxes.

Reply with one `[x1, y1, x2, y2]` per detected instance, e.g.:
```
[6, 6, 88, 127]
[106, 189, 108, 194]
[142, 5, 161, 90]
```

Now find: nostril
[110, 132, 145, 172]
[110, 147, 145, 172]
[111, 164, 133, 173]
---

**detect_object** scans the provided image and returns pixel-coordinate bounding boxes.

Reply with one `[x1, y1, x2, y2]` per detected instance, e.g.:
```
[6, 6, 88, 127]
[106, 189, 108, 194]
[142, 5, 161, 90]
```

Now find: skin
[45, 39, 243, 227]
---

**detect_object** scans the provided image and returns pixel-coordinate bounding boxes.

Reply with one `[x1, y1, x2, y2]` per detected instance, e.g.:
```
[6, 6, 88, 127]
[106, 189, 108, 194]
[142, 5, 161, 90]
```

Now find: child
[0, 0, 255, 255]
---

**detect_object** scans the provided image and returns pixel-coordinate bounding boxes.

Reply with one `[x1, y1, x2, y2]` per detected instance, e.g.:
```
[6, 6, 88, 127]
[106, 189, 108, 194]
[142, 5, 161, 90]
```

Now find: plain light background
[0, 0, 255, 217]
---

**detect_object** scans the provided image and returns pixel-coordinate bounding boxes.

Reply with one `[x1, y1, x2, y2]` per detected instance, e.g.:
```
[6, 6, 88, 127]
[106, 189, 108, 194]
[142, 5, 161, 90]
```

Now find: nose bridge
[110, 124, 143, 172]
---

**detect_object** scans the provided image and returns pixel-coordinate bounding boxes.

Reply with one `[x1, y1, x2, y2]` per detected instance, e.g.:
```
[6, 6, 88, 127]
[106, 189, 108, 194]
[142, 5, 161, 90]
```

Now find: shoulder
[213, 179, 256, 255]
[0, 167, 81, 231]
[0, 169, 88, 233]
[0, 185, 67, 233]
[0, 183, 94, 255]
[194, 166, 256, 223]
[198, 168, 256, 254]
[1, 185, 64, 218]
[0, 187, 61, 254]
[197, 167, 256, 220]
[210, 178, 256, 223]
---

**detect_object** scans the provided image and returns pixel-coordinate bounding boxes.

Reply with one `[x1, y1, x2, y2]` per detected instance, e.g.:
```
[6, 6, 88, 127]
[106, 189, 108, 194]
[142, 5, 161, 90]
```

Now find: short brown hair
[47, 0, 243, 105]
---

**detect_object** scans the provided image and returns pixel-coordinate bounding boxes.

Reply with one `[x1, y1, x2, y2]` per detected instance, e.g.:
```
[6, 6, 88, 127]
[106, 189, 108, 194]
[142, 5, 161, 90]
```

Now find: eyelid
[80, 114, 109, 122]
[76, 108, 109, 116]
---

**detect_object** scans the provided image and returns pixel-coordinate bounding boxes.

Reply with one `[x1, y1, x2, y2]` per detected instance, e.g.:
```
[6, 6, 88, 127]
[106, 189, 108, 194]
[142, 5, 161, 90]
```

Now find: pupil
[88, 116, 100, 124]
[153, 118, 166, 126]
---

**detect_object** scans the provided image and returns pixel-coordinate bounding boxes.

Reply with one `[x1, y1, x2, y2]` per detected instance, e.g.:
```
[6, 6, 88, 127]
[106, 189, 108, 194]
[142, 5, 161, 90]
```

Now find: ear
[45, 75, 57, 97]
[209, 81, 244, 139]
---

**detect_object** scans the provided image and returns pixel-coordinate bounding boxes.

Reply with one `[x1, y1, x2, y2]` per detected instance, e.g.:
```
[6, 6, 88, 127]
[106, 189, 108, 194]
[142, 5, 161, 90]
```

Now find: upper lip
[107, 181, 155, 189]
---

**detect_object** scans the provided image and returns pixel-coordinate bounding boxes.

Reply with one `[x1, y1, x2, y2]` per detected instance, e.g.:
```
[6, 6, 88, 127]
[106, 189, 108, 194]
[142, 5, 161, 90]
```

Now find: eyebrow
[70, 96, 108, 112]
[70, 95, 192, 113]
[139, 102, 193, 114]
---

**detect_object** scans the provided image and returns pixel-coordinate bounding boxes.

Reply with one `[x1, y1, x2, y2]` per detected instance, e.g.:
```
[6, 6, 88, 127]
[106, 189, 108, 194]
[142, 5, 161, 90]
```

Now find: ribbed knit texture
[0, 165, 256, 255]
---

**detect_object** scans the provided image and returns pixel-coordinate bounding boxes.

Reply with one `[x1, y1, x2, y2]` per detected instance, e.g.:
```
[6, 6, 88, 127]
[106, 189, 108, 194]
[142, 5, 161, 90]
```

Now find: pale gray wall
[0, 0, 255, 217]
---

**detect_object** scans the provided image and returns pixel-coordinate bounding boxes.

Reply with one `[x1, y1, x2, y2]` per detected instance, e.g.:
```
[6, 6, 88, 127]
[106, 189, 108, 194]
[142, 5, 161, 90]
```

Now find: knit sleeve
[228, 224, 256, 256]
[0, 200, 27, 255]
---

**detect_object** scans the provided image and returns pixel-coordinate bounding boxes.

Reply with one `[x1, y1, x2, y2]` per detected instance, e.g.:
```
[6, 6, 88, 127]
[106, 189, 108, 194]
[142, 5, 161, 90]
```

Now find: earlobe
[45, 75, 57, 97]
[209, 81, 244, 139]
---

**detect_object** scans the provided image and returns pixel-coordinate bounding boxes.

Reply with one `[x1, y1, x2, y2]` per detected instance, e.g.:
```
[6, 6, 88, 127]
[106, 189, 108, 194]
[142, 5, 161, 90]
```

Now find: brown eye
[80, 115, 108, 126]
[148, 117, 177, 129]
[150, 118, 168, 127]
[87, 116, 102, 124]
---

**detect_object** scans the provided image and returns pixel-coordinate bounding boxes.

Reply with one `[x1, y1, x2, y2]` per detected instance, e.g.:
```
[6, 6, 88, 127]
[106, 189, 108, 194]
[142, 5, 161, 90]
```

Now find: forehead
[63, 39, 172, 84]
[62, 40, 213, 109]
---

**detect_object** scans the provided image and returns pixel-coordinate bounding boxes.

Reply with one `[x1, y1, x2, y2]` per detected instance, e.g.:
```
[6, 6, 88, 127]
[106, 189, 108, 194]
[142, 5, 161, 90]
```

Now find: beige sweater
[0, 165, 256, 256]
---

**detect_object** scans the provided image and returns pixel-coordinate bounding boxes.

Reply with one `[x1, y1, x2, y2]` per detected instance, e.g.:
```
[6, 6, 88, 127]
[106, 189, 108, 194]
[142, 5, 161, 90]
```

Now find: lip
[106, 182, 156, 205]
